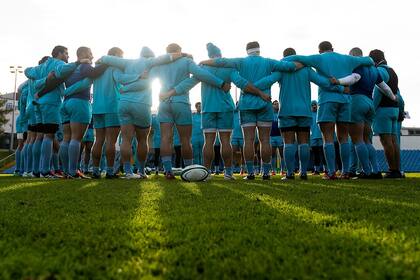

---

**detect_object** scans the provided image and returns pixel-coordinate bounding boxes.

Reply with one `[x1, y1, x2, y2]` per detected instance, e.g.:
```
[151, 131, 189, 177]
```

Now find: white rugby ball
[181, 165, 209, 182]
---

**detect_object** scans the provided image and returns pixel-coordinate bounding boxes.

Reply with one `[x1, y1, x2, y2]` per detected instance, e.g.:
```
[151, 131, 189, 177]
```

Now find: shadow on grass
[152, 179, 419, 279]
[0, 178, 145, 279]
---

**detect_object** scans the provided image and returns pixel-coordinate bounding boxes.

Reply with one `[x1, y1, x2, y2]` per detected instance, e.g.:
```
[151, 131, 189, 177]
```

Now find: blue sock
[355, 142, 371, 175]
[40, 138, 53, 174]
[106, 166, 113, 175]
[59, 141, 69, 174]
[15, 149, 21, 173]
[245, 160, 254, 175]
[68, 140, 81, 176]
[123, 162, 132, 175]
[340, 142, 351, 174]
[271, 156, 277, 172]
[184, 158, 193, 167]
[31, 139, 41, 174]
[323, 142, 336, 176]
[284, 144, 297, 177]
[25, 143, 33, 173]
[52, 153, 59, 171]
[138, 161, 145, 175]
[225, 166, 233, 176]
[93, 166, 100, 175]
[21, 145, 27, 173]
[162, 156, 172, 174]
[298, 144, 310, 176]
[262, 162, 271, 176]
[366, 143, 379, 174]
[280, 157, 286, 172]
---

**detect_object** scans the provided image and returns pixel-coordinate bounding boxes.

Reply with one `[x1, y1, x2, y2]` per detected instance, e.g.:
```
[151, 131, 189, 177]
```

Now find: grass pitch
[1, 174, 420, 279]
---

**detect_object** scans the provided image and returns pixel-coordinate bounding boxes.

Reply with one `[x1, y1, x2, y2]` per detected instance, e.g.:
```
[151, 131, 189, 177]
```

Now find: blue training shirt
[350, 66, 383, 99]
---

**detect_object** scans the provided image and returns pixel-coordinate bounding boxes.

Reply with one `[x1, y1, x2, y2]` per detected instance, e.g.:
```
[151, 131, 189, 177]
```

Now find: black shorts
[41, 123, 60, 134]
[28, 124, 43, 133]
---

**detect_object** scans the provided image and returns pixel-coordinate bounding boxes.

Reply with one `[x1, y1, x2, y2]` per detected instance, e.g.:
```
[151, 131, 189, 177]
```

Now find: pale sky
[0, 0, 419, 127]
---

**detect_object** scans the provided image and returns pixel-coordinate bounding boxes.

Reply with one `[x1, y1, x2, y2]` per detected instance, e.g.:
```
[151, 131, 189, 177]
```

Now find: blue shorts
[83, 128, 95, 142]
[61, 99, 92, 124]
[270, 136, 284, 147]
[202, 111, 234, 131]
[311, 138, 323, 147]
[118, 101, 151, 128]
[93, 113, 120, 129]
[158, 102, 192, 125]
[373, 107, 399, 135]
[317, 102, 351, 123]
[279, 116, 312, 129]
[231, 137, 244, 147]
[350, 95, 374, 124]
[240, 103, 273, 127]
[40, 104, 61, 125]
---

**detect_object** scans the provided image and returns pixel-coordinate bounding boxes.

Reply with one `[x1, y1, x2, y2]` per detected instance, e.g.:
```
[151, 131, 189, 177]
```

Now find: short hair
[51, 45, 67, 58]
[349, 47, 363, 57]
[166, 43, 182, 53]
[369, 49, 387, 65]
[272, 100, 279, 104]
[318, 41, 333, 53]
[108, 47, 123, 56]
[195, 102, 201, 107]
[283, 48, 296, 57]
[246, 41, 260, 50]
[38, 56, 49, 65]
[76, 46, 90, 58]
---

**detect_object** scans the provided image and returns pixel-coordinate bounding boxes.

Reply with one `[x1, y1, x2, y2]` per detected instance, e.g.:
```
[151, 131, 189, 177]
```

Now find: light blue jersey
[101, 52, 174, 105]
[255, 67, 341, 118]
[150, 57, 224, 105]
[25, 58, 78, 106]
[92, 67, 123, 114]
[175, 66, 248, 113]
[284, 52, 374, 105]
[212, 56, 297, 110]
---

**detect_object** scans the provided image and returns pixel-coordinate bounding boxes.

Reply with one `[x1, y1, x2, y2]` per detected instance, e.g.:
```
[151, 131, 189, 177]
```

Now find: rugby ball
[180, 165, 209, 182]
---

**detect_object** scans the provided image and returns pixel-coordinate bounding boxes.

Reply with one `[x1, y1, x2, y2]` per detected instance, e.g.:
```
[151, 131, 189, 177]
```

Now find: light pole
[9, 65, 23, 151]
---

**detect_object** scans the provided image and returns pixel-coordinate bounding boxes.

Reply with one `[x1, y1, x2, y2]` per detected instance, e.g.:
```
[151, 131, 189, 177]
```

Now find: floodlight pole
[9, 65, 23, 152]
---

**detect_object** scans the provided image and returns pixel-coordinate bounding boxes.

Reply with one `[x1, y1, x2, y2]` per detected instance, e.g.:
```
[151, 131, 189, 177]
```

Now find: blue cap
[140, 46, 155, 58]
[311, 100, 318, 105]
[206, 43, 222, 58]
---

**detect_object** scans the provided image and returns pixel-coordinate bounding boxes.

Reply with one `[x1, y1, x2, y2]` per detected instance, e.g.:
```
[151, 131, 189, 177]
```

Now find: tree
[0, 97, 12, 134]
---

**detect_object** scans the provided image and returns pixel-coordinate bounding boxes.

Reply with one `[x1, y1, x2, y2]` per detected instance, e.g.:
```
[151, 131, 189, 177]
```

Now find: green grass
[1, 175, 420, 279]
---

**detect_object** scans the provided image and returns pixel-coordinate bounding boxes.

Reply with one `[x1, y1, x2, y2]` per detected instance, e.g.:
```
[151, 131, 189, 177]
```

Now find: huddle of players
[13, 40, 404, 180]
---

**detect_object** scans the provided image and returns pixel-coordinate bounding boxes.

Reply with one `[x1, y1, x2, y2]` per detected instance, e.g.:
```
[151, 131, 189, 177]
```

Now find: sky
[0, 0, 419, 127]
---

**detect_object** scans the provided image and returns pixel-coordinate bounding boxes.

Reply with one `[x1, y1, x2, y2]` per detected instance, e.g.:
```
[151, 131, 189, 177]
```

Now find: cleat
[121, 173, 141, 179]
[243, 174, 255, 180]
[262, 174, 271, 180]
[165, 173, 176, 180]
[271, 171, 276, 176]
[76, 170, 90, 179]
[224, 174, 235, 180]
[105, 173, 119, 179]
[322, 173, 337, 180]
[339, 173, 350, 180]
[300, 174, 308, 180]
[281, 174, 295, 180]
[370, 172, 383, 179]
[138, 173, 148, 179]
